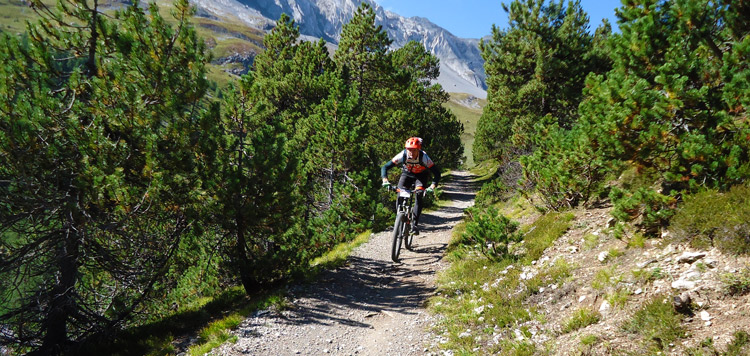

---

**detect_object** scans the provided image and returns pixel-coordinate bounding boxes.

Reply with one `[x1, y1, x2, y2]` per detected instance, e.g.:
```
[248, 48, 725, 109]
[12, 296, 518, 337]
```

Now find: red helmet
[405, 137, 422, 149]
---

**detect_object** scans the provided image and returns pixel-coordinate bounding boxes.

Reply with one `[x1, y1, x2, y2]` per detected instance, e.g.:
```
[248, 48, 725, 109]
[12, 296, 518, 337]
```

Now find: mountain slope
[191, 0, 487, 98]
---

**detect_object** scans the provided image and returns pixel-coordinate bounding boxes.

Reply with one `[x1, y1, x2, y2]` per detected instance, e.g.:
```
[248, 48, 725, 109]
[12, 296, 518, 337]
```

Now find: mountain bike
[388, 186, 425, 262]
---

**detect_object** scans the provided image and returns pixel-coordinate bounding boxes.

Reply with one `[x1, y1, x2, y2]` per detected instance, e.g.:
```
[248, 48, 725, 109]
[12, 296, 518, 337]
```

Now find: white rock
[579, 295, 587, 303]
[671, 280, 696, 290]
[599, 300, 611, 315]
[637, 259, 658, 268]
[700, 310, 712, 321]
[634, 288, 643, 295]
[598, 251, 609, 262]
[677, 252, 706, 264]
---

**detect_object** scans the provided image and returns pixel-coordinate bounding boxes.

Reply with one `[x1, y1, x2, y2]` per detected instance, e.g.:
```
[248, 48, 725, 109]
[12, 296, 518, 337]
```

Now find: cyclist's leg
[396, 173, 415, 211]
[412, 172, 430, 231]
[397, 172, 416, 190]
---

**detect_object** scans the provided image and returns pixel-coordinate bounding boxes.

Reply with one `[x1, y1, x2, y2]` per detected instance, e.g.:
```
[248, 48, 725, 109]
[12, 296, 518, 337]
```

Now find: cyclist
[381, 137, 440, 235]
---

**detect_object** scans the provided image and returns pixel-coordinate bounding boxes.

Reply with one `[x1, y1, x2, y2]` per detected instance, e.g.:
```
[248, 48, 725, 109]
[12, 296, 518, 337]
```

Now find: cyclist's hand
[382, 179, 391, 189]
[425, 184, 436, 194]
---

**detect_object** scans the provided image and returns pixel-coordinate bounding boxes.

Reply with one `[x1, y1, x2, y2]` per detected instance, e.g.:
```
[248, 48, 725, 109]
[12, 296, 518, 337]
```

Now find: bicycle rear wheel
[391, 212, 405, 262]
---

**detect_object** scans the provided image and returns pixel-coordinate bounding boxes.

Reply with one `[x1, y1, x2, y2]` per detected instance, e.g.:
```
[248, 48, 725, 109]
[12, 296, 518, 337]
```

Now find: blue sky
[373, 0, 623, 39]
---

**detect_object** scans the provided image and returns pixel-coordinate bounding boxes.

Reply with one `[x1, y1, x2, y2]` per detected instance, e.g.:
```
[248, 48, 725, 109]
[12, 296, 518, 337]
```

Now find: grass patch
[562, 307, 600, 333]
[446, 93, 485, 168]
[685, 330, 750, 356]
[627, 232, 646, 248]
[429, 200, 574, 354]
[309, 231, 372, 273]
[720, 266, 750, 296]
[583, 233, 600, 250]
[470, 159, 500, 182]
[592, 266, 620, 291]
[605, 288, 630, 308]
[670, 184, 750, 255]
[623, 295, 685, 352]
[520, 212, 575, 263]
[632, 267, 663, 285]
[77, 287, 253, 355]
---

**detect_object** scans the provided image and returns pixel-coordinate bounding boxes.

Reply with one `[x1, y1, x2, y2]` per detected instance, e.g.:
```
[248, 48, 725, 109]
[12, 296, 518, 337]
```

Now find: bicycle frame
[390, 187, 423, 262]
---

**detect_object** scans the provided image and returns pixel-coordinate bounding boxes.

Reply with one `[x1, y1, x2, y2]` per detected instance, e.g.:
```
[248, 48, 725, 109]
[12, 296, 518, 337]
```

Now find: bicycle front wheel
[391, 212, 406, 262]
[404, 216, 414, 250]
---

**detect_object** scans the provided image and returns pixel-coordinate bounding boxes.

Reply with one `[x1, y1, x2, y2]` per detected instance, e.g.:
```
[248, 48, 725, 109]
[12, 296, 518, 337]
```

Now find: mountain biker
[381, 137, 440, 235]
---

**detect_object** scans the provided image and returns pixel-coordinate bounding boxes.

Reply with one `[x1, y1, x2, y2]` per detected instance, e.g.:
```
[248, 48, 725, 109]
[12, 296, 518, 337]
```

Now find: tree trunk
[38, 230, 80, 355]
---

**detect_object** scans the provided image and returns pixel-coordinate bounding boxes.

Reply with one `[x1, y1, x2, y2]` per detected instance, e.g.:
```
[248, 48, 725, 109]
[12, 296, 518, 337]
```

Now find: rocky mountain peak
[191, 0, 487, 98]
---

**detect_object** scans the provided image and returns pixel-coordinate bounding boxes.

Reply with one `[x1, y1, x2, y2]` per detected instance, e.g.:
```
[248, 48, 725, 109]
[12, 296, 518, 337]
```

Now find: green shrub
[670, 184, 750, 254]
[720, 266, 750, 296]
[460, 207, 521, 260]
[522, 212, 575, 262]
[623, 296, 685, 351]
[520, 125, 611, 211]
[726, 330, 750, 356]
[610, 186, 677, 235]
[562, 307, 601, 333]
[475, 177, 510, 207]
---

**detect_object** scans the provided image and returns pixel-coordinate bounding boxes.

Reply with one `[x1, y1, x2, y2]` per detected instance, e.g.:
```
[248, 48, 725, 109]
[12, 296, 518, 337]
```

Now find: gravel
[209, 171, 476, 356]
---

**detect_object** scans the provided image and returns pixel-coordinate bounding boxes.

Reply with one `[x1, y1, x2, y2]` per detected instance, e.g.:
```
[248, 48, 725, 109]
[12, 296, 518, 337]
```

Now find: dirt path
[212, 171, 477, 356]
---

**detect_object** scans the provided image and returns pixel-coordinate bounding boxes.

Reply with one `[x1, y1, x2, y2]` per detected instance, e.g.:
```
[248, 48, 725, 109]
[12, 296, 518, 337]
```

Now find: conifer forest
[0, 0, 748, 354]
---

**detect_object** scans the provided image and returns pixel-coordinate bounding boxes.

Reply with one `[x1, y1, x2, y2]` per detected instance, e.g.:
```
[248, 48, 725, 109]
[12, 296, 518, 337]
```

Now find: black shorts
[397, 171, 430, 190]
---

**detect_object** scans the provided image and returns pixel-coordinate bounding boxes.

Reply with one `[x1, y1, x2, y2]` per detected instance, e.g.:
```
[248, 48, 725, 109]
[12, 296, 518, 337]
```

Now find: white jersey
[391, 150, 435, 174]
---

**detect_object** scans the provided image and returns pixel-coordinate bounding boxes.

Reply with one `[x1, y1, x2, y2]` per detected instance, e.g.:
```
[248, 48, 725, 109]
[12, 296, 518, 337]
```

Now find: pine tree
[0, 0, 213, 352]
[474, 0, 607, 163]
[333, 2, 392, 112]
[209, 74, 302, 294]
[388, 41, 464, 167]
[253, 13, 332, 130]
[573, 0, 750, 230]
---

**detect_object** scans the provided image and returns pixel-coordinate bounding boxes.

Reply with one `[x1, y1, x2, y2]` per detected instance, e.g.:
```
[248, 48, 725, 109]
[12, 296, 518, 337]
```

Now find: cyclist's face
[406, 148, 418, 159]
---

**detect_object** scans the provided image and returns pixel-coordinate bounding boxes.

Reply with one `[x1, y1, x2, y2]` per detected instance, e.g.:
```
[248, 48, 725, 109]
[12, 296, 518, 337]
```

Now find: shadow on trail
[239, 254, 435, 332]
[239, 172, 478, 335]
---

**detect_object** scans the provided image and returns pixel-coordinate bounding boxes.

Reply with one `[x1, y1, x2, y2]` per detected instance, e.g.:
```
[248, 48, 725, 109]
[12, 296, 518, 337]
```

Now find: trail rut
[212, 171, 477, 356]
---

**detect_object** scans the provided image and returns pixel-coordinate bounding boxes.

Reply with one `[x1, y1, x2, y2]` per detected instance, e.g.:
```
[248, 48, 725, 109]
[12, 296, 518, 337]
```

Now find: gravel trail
[212, 171, 477, 356]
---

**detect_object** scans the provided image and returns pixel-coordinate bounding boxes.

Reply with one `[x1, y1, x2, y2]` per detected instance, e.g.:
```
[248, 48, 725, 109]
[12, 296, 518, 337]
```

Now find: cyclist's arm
[381, 160, 396, 178]
[429, 165, 441, 186]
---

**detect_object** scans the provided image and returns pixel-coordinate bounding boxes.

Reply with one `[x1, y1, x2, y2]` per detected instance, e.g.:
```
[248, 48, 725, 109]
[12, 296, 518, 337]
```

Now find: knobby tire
[404, 213, 414, 250]
[391, 212, 405, 262]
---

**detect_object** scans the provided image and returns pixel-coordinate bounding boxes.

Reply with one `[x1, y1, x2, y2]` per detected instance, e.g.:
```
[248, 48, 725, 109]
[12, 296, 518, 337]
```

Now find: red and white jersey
[391, 150, 435, 174]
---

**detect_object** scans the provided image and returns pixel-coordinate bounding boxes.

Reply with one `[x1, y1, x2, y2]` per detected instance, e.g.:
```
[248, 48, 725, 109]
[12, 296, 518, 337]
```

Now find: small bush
[606, 288, 629, 308]
[632, 267, 663, 284]
[592, 266, 618, 290]
[623, 296, 685, 351]
[460, 207, 521, 260]
[721, 266, 750, 296]
[726, 330, 750, 356]
[610, 186, 676, 235]
[670, 184, 750, 255]
[562, 307, 601, 333]
[583, 233, 599, 250]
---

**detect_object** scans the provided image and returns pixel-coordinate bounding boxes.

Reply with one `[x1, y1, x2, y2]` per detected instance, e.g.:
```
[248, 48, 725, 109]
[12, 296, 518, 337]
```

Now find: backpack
[401, 149, 427, 172]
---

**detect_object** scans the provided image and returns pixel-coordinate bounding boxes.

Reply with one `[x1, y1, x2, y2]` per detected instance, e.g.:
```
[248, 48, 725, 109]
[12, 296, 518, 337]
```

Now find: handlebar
[384, 185, 431, 195]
